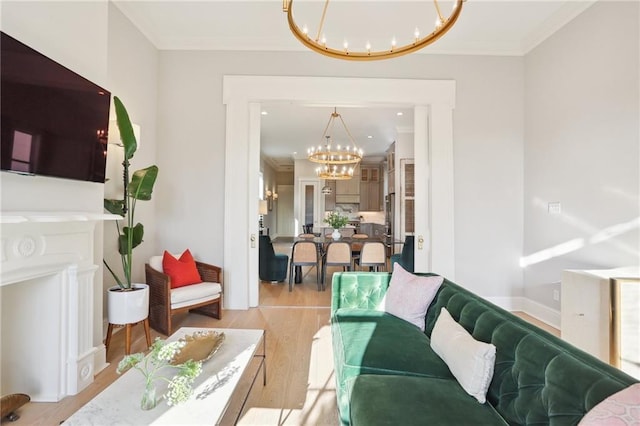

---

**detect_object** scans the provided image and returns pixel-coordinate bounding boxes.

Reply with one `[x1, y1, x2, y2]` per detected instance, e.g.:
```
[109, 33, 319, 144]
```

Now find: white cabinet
[561, 270, 612, 362]
[561, 267, 640, 368]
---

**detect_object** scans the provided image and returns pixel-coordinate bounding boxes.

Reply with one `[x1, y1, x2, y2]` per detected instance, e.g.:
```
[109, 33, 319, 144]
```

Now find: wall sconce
[265, 189, 278, 211]
[258, 200, 269, 230]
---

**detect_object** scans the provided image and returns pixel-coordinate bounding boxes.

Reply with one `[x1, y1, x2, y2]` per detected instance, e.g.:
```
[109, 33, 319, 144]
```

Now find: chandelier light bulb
[414, 27, 420, 39]
[321, 35, 327, 45]
[366, 41, 371, 52]
[302, 25, 308, 35]
[391, 37, 397, 48]
[435, 18, 443, 29]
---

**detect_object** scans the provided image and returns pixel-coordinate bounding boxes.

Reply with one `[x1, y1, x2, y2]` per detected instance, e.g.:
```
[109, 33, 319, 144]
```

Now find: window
[11, 130, 33, 172]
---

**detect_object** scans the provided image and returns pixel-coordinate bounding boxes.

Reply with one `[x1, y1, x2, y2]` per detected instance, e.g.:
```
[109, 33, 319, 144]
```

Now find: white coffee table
[63, 327, 266, 425]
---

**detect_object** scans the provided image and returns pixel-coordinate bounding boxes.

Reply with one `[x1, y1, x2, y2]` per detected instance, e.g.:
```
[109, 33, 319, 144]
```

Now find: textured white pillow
[430, 307, 496, 404]
[378, 263, 443, 331]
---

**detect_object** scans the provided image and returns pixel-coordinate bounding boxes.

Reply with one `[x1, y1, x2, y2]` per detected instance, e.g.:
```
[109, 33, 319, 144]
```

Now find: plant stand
[105, 318, 152, 355]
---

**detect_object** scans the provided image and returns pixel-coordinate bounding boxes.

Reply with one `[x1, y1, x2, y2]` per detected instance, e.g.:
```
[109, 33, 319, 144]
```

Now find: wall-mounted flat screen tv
[1, 31, 111, 183]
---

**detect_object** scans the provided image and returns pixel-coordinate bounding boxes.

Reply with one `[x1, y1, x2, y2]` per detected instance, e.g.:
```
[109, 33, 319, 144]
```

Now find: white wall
[1, 1, 160, 338]
[523, 1, 640, 310]
[157, 50, 524, 299]
[1, 0, 110, 358]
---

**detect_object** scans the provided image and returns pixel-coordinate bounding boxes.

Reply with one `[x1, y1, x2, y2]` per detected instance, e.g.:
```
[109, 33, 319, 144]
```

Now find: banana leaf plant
[104, 96, 159, 290]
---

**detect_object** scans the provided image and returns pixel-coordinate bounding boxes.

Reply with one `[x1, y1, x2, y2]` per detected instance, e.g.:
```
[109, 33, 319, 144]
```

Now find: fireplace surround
[0, 212, 115, 401]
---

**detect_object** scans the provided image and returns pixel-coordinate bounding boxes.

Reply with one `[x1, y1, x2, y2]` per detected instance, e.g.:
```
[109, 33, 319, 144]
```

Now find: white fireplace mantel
[0, 211, 119, 402]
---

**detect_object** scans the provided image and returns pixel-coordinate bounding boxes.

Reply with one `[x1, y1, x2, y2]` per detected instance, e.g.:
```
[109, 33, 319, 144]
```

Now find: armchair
[145, 255, 222, 336]
[259, 235, 289, 282]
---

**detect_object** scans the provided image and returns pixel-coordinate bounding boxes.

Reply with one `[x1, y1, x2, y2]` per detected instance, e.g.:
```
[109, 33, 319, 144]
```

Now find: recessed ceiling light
[293, 151, 297, 155]
[261, 111, 268, 115]
[396, 112, 403, 116]
[367, 135, 373, 139]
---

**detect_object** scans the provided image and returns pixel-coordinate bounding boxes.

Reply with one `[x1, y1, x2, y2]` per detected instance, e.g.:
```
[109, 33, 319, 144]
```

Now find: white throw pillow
[378, 263, 443, 331]
[430, 307, 496, 404]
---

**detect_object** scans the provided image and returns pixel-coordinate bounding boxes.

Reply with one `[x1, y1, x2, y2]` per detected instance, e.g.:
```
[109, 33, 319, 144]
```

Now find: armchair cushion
[162, 250, 202, 288]
[171, 282, 222, 309]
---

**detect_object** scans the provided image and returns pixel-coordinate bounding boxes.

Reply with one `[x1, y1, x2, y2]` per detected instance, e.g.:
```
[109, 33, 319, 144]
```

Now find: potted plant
[104, 96, 159, 325]
[324, 211, 349, 240]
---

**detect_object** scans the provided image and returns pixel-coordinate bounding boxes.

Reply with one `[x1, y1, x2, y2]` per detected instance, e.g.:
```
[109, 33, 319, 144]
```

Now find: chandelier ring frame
[284, 0, 466, 61]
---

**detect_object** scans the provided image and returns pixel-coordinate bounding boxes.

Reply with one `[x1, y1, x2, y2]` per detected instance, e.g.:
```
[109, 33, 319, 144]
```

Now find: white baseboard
[486, 296, 560, 331]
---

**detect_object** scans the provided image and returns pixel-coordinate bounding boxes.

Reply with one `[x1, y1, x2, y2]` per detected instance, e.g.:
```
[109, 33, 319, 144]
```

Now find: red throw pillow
[162, 249, 202, 289]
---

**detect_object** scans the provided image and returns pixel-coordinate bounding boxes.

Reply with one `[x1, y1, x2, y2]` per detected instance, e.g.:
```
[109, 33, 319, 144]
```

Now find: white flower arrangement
[117, 337, 203, 409]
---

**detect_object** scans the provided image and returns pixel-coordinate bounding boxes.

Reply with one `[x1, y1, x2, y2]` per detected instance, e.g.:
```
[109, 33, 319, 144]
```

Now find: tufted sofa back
[423, 277, 638, 426]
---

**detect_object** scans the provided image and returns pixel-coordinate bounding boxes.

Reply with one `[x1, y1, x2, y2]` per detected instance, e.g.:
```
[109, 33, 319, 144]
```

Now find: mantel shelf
[0, 211, 121, 224]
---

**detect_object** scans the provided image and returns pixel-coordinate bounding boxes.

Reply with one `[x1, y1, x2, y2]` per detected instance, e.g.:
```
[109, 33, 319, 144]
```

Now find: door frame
[223, 76, 455, 309]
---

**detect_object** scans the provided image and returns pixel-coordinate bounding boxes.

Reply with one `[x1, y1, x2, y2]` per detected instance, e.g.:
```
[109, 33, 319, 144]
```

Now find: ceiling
[114, 0, 595, 170]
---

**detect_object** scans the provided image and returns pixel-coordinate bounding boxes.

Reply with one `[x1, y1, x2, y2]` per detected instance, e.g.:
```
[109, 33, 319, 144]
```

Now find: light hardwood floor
[9, 252, 559, 425]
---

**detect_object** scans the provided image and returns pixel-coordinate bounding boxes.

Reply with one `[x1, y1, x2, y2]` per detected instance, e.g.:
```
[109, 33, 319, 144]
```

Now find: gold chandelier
[316, 164, 356, 180]
[283, 0, 465, 61]
[308, 108, 363, 166]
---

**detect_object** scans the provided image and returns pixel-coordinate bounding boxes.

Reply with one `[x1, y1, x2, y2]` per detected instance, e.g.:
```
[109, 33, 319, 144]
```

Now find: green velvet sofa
[331, 272, 638, 425]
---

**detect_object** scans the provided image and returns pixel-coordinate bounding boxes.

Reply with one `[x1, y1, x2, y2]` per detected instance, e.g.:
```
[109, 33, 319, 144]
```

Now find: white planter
[107, 283, 149, 324]
[332, 229, 341, 240]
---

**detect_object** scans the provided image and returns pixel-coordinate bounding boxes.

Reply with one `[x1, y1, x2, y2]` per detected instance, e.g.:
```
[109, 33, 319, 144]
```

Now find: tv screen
[1, 31, 111, 183]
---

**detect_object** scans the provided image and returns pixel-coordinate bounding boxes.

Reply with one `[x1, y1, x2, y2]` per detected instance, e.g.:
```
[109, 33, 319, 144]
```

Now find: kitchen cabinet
[359, 223, 385, 238]
[359, 165, 381, 211]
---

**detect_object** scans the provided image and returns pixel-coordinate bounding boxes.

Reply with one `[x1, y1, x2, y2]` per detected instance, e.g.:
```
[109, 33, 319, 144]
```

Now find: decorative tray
[171, 330, 225, 365]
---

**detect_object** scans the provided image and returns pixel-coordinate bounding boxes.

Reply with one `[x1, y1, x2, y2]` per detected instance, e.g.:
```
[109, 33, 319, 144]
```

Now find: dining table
[291, 235, 405, 283]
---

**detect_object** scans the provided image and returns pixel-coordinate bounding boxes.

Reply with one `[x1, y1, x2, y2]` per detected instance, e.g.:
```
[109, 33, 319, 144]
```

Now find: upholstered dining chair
[322, 241, 352, 290]
[356, 241, 387, 272]
[259, 235, 289, 282]
[145, 254, 222, 336]
[350, 233, 368, 264]
[289, 240, 320, 291]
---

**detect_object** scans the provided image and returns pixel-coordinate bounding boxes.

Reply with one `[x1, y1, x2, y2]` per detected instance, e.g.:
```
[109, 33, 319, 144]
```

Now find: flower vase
[331, 228, 341, 240]
[141, 382, 158, 410]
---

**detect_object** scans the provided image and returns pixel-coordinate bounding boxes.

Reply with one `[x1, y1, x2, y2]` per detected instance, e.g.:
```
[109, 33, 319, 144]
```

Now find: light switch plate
[548, 202, 561, 214]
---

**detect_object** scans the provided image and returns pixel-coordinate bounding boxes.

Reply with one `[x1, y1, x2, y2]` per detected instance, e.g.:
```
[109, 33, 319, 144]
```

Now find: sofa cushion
[348, 375, 509, 426]
[378, 263, 443, 331]
[431, 307, 496, 403]
[332, 309, 453, 380]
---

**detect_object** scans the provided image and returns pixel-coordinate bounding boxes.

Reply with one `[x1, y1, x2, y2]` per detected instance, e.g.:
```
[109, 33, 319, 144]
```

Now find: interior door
[298, 179, 321, 234]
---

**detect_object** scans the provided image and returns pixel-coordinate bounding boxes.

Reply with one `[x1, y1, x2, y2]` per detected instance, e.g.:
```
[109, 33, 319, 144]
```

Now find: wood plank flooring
[9, 247, 560, 425]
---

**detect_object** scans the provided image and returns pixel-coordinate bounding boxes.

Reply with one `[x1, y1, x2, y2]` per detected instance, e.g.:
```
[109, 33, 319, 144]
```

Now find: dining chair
[351, 233, 368, 264]
[356, 241, 387, 272]
[289, 240, 320, 291]
[322, 241, 352, 290]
